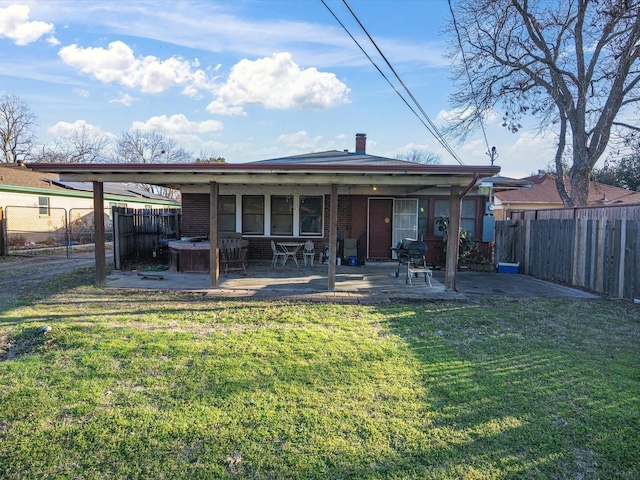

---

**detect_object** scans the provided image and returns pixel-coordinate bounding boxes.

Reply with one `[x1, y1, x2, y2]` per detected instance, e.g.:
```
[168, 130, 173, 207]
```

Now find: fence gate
[113, 207, 180, 269]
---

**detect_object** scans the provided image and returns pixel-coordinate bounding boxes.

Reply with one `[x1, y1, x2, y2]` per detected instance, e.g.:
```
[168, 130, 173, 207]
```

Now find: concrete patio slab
[106, 261, 599, 302]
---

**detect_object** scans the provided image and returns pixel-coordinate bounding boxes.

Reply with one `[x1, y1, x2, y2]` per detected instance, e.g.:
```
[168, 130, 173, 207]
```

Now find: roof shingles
[495, 173, 640, 205]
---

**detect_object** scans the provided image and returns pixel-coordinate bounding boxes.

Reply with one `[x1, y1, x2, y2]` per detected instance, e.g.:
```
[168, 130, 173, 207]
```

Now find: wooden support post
[444, 185, 462, 292]
[328, 184, 338, 292]
[92, 181, 107, 286]
[210, 182, 219, 288]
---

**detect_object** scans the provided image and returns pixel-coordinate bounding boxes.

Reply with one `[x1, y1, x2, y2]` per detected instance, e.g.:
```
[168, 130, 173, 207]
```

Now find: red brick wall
[181, 192, 493, 264]
[181, 193, 210, 237]
[180, 193, 354, 261]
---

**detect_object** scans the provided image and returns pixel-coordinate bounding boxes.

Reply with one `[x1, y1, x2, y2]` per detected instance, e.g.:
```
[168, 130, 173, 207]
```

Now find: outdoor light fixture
[478, 182, 493, 196]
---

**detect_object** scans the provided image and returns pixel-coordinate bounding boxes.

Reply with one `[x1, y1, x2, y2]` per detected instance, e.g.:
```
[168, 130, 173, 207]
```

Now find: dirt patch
[0, 327, 54, 361]
[0, 255, 103, 291]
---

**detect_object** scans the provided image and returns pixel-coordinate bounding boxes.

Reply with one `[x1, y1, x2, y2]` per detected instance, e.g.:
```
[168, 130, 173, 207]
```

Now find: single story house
[28, 134, 501, 291]
[494, 172, 640, 220]
[1, 161, 179, 248]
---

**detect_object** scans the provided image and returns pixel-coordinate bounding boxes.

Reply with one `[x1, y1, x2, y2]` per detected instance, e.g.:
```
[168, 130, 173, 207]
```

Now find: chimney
[355, 133, 366, 155]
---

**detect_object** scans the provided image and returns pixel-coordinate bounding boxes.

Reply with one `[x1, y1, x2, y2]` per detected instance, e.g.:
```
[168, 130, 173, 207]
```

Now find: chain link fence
[3, 206, 112, 259]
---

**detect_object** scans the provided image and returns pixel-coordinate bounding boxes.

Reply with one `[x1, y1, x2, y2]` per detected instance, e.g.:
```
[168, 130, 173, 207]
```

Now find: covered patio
[29, 162, 501, 293]
[105, 260, 599, 302]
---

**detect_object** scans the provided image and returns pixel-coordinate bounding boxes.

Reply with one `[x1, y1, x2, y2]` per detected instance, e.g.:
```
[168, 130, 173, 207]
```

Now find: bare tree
[114, 130, 192, 199]
[395, 149, 441, 164]
[37, 125, 112, 163]
[0, 92, 38, 163]
[445, 0, 640, 206]
[115, 130, 192, 164]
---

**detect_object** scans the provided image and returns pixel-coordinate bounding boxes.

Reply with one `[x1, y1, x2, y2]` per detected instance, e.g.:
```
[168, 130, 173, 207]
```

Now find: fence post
[572, 218, 579, 286]
[113, 207, 121, 270]
[596, 217, 606, 293]
[65, 208, 70, 259]
[524, 219, 531, 275]
[0, 207, 5, 256]
[589, 219, 597, 291]
[618, 216, 627, 298]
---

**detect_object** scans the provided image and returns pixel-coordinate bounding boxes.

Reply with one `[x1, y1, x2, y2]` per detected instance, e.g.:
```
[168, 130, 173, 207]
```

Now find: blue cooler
[497, 262, 519, 273]
[349, 256, 358, 266]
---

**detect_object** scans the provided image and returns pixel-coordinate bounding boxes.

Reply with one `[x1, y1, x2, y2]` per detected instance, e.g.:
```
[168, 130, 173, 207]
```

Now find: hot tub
[168, 240, 211, 273]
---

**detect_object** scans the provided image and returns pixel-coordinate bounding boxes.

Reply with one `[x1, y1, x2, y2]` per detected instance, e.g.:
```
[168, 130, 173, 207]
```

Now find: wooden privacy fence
[510, 203, 640, 221]
[113, 207, 180, 269]
[496, 218, 640, 300]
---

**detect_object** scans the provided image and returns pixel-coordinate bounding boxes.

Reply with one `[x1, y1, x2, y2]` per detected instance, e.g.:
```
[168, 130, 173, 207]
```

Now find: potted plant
[436, 217, 483, 269]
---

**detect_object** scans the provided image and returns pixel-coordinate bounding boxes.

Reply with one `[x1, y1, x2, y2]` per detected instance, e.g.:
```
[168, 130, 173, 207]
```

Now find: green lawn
[0, 268, 638, 479]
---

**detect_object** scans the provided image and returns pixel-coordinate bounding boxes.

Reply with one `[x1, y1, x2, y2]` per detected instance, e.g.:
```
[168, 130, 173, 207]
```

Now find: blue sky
[0, 0, 560, 177]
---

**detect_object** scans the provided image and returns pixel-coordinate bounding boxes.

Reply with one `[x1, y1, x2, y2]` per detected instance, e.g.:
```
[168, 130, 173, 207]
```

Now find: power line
[320, 0, 464, 165]
[447, 0, 495, 163]
[340, 0, 463, 165]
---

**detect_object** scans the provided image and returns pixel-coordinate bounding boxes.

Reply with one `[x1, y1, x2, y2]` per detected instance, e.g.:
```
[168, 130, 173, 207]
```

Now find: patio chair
[220, 239, 249, 275]
[303, 241, 316, 266]
[270, 240, 286, 267]
[342, 238, 358, 264]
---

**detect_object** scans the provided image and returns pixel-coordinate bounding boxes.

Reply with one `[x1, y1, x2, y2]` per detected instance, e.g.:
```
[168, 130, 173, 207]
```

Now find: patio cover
[28, 161, 501, 292]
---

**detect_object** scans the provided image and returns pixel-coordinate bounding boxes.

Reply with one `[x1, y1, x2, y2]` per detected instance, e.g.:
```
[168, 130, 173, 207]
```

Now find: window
[219, 196, 236, 233]
[299, 196, 323, 235]
[38, 196, 50, 216]
[271, 195, 293, 235]
[433, 199, 478, 237]
[242, 195, 264, 235]
[461, 199, 477, 236]
[417, 198, 429, 238]
[433, 199, 449, 237]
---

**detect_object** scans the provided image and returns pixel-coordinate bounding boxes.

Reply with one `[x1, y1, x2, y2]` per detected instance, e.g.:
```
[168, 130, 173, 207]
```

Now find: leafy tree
[0, 92, 37, 163]
[445, 0, 640, 207]
[195, 157, 226, 163]
[37, 125, 112, 163]
[395, 148, 441, 165]
[593, 154, 640, 191]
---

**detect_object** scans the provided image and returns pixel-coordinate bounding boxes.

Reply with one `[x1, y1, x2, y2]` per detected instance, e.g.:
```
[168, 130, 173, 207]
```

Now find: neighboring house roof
[0, 163, 179, 204]
[495, 172, 640, 206]
[250, 150, 416, 167]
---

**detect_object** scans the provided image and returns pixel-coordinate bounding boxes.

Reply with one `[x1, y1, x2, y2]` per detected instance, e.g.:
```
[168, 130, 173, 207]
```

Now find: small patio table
[277, 242, 304, 266]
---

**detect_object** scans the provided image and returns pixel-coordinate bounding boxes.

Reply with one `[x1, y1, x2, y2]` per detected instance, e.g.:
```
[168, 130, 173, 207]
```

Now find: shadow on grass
[376, 300, 640, 478]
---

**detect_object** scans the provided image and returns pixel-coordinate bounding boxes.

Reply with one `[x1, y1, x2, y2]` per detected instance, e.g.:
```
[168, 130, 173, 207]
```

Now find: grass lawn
[0, 268, 638, 479]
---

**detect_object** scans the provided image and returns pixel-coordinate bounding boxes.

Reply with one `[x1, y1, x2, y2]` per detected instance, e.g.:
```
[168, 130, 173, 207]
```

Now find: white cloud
[205, 99, 246, 116]
[214, 52, 350, 110]
[47, 119, 106, 137]
[0, 4, 55, 45]
[109, 93, 134, 106]
[277, 131, 324, 150]
[131, 114, 223, 136]
[58, 40, 213, 94]
[73, 88, 90, 98]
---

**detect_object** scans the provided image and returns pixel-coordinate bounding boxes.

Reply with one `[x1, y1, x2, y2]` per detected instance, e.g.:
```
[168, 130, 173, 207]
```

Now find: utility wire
[340, 0, 463, 165]
[320, 0, 464, 165]
[447, 0, 495, 163]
